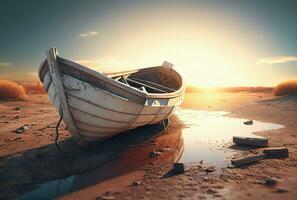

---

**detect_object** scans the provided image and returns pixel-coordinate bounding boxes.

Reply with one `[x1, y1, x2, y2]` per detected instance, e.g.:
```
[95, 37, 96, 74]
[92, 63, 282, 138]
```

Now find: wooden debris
[231, 154, 264, 167]
[244, 120, 253, 125]
[275, 188, 289, 193]
[173, 162, 185, 174]
[14, 124, 29, 133]
[233, 136, 268, 147]
[263, 147, 289, 158]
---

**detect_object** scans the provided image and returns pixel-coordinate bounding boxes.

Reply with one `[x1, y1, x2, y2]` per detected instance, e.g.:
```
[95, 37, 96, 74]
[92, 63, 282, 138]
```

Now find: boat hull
[39, 48, 184, 147]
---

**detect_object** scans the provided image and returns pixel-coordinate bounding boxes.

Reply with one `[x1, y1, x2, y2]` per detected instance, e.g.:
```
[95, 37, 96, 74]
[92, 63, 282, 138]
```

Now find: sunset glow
[0, 0, 296, 87]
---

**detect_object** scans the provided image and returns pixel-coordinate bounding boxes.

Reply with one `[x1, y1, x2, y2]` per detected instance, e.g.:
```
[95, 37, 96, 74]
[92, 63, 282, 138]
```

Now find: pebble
[173, 162, 185, 174]
[14, 124, 29, 133]
[149, 151, 162, 158]
[14, 106, 21, 111]
[244, 120, 253, 125]
[132, 181, 141, 186]
[205, 166, 216, 173]
[206, 188, 218, 194]
[14, 116, 20, 119]
[275, 188, 288, 193]
[264, 177, 278, 186]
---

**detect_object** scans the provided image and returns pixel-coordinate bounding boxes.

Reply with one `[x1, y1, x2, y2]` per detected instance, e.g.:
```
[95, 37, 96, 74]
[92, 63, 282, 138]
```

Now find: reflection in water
[177, 109, 284, 166]
[20, 109, 284, 199]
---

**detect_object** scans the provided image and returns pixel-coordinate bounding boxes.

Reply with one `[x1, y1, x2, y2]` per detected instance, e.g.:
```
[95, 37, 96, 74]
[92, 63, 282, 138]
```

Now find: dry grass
[21, 81, 45, 94]
[274, 79, 297, 96]
[0, 80, 27, 100]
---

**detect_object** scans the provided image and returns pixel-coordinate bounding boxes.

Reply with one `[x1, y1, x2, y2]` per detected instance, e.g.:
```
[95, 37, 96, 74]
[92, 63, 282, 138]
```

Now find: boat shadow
[0, 119, 181, 199]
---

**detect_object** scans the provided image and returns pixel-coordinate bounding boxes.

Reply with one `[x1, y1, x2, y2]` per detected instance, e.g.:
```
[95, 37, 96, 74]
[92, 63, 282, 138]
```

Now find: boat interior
[111, 67, 182, 94]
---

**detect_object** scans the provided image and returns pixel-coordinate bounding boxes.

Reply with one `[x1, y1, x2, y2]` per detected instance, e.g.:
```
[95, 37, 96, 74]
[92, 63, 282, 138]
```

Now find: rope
[55, 109, 64, 153]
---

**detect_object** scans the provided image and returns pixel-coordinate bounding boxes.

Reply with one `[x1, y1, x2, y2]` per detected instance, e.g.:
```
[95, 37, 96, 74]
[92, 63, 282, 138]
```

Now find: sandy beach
[1, 91, 296, 199]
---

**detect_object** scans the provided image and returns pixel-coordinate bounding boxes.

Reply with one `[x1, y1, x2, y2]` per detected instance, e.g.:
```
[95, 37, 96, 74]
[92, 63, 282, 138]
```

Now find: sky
[0, 0, 296, 87]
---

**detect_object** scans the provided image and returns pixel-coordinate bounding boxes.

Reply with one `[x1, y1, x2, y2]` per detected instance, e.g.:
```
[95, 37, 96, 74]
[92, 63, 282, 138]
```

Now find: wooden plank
[46, 48, 86, 147]
[103, 69, 139, 78]
[233, 136, 268, 147]
[63, 74, 143, 115]
[126, 78, 167, 93]
[231, 154, 264, 167]
[263, 147, 289, 158]
[131, 78, 176, 92]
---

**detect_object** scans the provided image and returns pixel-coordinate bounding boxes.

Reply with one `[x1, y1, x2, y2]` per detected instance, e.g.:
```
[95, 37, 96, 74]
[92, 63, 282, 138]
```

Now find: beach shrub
[0, 80, 27, 100]
[22, 81, 45, 94]
[274, 79, 297, 96]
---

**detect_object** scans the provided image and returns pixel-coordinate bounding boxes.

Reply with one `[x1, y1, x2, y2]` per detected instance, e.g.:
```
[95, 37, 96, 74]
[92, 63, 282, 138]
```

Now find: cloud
[79, 31, 98, 37]
[257, 56, 297, 64]
[0, 62, 12, 67]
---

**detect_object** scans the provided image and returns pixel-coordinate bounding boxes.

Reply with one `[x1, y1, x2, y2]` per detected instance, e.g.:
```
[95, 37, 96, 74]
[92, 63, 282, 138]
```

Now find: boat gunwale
[39, 56, 185, 101]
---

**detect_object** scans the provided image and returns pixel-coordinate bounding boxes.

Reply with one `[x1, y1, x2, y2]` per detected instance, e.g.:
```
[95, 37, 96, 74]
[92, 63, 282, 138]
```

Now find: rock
[233, 136, 268, 147]
[173, 162, 185, 174]
[275, 188, 288, 193]
[14, 116, 20, 119]
[14, 124, 29, 133]
[132, 180, 141, 186]
[14, 106, 21, 111]
[231, 154, 264, 167]
[206, 188, 218, 194]
[244, 120, 253, 125]
[149, 151, 162, 158]
[264, 177, 278, 186]
[205, 166, 216, 173]
[263, 147, 289, 158]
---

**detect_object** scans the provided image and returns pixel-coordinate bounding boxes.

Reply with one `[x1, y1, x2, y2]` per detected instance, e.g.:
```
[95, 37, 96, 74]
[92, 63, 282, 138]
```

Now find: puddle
[20, 109, 284, 199]
[176, 109, 284, 166]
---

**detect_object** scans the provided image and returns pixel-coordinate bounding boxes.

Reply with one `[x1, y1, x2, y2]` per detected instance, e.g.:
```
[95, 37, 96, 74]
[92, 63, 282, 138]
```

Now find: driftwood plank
[263, 147, 289, 158]
[231, 154, 264, 167]
[233, 136, 268, 147]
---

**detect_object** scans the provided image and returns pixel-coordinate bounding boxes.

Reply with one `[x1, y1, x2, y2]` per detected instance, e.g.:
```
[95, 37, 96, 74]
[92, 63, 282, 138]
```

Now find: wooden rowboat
[38, 48, 185, 147]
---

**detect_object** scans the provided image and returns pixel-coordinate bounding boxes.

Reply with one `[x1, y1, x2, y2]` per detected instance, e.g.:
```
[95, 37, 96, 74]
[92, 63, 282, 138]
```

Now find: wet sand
[0, 91, 297, 199]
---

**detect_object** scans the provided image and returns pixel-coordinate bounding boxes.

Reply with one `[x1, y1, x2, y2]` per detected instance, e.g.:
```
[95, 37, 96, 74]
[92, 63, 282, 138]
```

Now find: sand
[0, 91, 297, 199]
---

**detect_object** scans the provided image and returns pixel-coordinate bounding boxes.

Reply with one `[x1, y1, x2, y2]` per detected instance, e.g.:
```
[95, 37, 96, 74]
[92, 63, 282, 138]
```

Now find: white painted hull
[39, 48, 184, 147]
